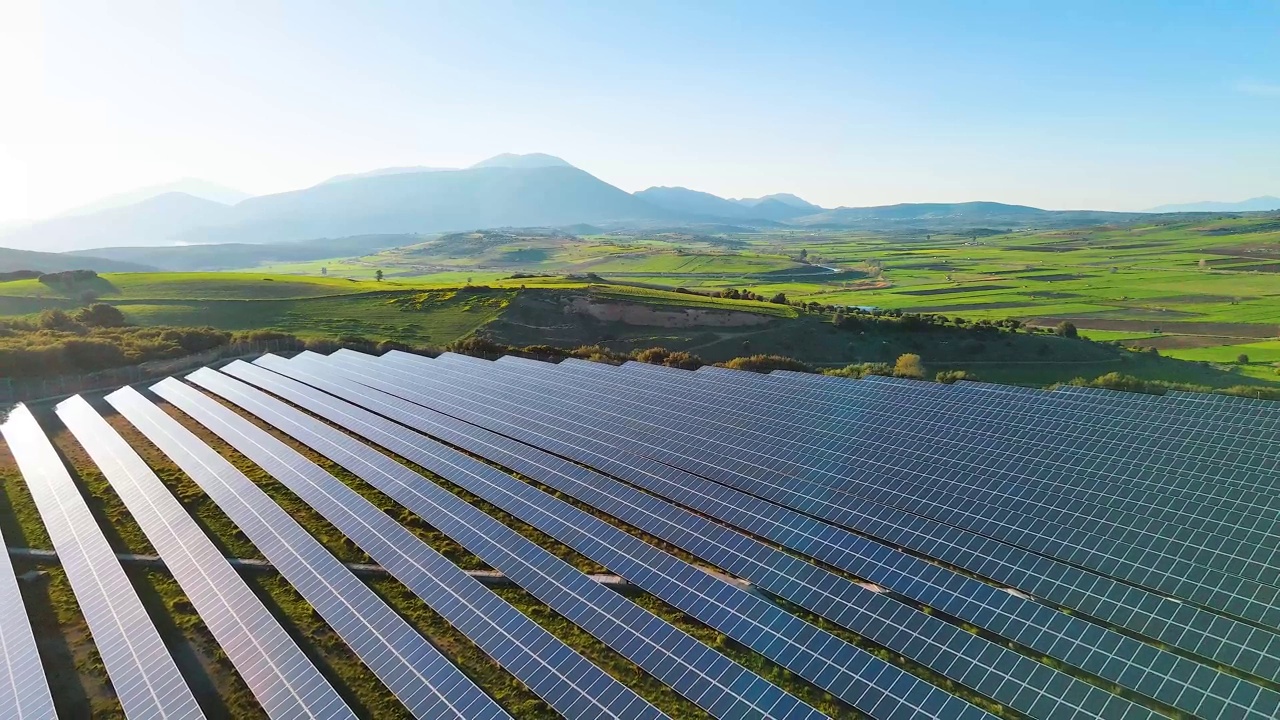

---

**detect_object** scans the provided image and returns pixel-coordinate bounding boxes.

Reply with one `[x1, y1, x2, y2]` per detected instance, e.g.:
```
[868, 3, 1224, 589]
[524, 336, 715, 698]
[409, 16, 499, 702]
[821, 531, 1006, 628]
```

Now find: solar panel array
[1, 404, 205, 720]
[2, 346, 1279, 720]
[278, 349, 1278, 720]
[55, 394, 357, 720]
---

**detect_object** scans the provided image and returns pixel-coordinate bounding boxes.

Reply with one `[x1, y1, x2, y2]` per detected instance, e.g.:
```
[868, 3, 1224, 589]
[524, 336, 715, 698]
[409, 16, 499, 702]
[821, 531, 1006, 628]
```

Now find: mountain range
[0, 152, 1273, 253]
[1146, 196, 1280, 213]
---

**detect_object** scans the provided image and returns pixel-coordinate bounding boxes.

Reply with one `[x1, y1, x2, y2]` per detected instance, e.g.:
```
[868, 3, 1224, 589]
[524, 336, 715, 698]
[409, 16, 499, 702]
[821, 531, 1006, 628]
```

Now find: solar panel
[301, 351, 1279, 718]
[142, 379, 671, 720]
[339, 350, 1280, 685]
[255, 356, 1223, 719]
[785, 371, 1279, 496]
[0, 434, 57, 720]
[620, 363, 1280, 537]
[223, 359, 995, 720]
[0, 404, 205, 720]
[398, 351, 1280, 630]
[87, 389, 473, 720]
[492, 356, 1280, 591]
[163, 372, 808, 720]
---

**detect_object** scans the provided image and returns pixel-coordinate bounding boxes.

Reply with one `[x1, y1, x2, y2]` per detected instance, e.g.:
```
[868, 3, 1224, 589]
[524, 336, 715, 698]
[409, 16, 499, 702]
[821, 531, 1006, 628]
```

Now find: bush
[38, 309, 84, 332]
[1055, 321, 1078, 338]
[720, 354, 811, 373]
[824, 362, 893, 379]
[936, 370, 974, 384]
[893, 353, 925, 379]
[1237, 353, 1250, 364]
[74, 303, 126, 328]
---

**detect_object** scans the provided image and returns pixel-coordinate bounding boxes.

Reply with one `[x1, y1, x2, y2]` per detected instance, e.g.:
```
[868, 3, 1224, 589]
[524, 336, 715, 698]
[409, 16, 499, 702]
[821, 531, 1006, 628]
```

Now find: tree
[799, 248, 808, 261]
[74, 303, 126, 328]
[832, 310, 846, 328]
[320, 266, 327, 276]
[893, 353, 925, 379]
[375, 269, 384, 282]
[769, 292, 788, 304]
[1237, 353, 1250, 364]
[1055, 321, 1078, 338]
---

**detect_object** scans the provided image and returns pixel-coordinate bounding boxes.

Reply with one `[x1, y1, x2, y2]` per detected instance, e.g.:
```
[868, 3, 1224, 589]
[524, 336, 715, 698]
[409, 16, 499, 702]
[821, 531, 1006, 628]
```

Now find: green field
[3, 213, 1279, 391]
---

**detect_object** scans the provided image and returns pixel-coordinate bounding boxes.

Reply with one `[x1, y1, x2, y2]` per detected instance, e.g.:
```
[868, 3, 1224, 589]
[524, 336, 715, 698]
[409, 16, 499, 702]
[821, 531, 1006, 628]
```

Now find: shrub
[825, 362, 893, 379]
[893, 353, 925, 379]
[1055, 321, 1078, 338]
[936, 369, 974, 384]
[720, 354, 811, 373]
[1237, 353, 1250, 364]
[38, 309, 84, 332]
[74, 303, 126, 328]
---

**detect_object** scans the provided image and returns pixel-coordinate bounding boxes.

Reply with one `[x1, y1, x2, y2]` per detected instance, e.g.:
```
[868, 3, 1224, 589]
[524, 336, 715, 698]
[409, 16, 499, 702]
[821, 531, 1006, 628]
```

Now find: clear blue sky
[1, 0, 1277, 220]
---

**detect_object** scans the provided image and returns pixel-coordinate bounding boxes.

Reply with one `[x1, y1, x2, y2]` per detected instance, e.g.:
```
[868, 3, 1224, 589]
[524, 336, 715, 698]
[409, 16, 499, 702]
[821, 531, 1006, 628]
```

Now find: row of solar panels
[0, 350, 1276, 718]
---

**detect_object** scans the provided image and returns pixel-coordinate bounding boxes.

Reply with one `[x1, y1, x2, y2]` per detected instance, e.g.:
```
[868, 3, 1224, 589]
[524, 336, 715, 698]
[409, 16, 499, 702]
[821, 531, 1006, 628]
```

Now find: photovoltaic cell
[0, 440, 56, 719]
[299, 351, 1278, 719]
[342, 350, 1280, 686]
[220, 359, 994, 720]
[55, 396, 361, 719]
[399, 351, 1280, 630]
[0, 404, 205, 720]
[146, 378, 671, 720]
[165, 372, 800, 720]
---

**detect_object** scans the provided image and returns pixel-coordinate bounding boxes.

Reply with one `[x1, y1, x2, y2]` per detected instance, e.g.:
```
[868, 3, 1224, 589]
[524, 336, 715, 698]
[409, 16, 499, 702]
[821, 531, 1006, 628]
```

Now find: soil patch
[899, 284, 1011, 296]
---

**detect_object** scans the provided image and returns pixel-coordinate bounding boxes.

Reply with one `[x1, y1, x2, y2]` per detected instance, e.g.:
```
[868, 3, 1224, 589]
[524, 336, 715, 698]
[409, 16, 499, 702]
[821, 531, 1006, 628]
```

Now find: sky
[1, 0, 1277, 221]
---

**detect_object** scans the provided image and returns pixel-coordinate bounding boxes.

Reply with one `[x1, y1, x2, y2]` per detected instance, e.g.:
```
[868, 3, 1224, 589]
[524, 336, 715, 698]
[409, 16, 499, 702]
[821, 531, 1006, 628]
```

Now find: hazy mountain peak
[1146, 196, 1280, 213]
[470, 153, 574, 170]
[733, 193, 821, 210]
[56, 178, 251, 218]
[319, 166, 455, 186]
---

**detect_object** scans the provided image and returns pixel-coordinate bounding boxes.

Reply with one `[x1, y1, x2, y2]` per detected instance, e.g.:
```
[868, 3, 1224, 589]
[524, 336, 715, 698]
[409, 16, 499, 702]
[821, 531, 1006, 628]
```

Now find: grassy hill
[1, 270, 1273, 391]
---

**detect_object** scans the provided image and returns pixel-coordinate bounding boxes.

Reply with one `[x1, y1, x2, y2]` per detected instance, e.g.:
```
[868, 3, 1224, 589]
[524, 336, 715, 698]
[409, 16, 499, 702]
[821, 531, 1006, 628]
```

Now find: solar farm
[1, 350, 1278, 720]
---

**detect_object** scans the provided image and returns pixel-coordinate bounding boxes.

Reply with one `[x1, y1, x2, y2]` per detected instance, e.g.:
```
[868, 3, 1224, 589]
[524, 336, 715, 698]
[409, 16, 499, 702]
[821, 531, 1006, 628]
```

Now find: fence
[0, 339, 302, 404]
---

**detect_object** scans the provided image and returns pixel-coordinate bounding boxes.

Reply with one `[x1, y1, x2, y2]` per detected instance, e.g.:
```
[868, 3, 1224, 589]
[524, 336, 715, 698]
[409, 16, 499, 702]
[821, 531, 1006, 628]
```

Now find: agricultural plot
[3, 351, 1280, 719]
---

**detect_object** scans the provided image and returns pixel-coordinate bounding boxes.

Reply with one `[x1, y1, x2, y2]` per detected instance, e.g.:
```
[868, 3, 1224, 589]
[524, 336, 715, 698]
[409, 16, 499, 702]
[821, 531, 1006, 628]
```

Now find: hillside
[66, 234, 420, 271]
[0, 247, 155, 274]
[0, 192, 233, 252]
[0, 272, 1272, 392]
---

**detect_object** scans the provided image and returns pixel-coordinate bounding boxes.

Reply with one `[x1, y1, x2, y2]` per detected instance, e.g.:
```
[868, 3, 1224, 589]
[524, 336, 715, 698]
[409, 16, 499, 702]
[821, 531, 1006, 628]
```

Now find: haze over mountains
[1147, 196, 1280, 213]
[0, 152, 1274, 254]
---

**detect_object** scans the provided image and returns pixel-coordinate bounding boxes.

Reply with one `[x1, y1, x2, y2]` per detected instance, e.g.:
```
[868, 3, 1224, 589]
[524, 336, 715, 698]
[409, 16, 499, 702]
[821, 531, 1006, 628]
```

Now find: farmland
[1, 213, 1278, 390]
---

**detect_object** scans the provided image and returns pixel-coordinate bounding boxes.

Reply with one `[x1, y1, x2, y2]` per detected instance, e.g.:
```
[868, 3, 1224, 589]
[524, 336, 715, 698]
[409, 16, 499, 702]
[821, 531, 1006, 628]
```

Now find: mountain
[633, 187, 753, 219]
[1146, 196, 1280, 213]
[634, 187, 817, 222]
[178, 165, 669, 244]
[470, 153, 575, 170]
[0, 193, 234, 253]
[733, 193, 822, 212]
[69, 234, 418, 271]
[319, 166, 455, 186]
[0, 246, 155, 273]
[57, 178, 251, 217]
[797, 201, 1143, 230]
